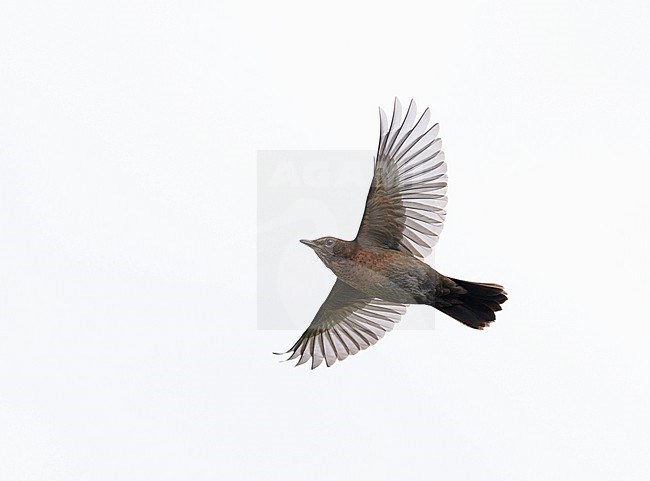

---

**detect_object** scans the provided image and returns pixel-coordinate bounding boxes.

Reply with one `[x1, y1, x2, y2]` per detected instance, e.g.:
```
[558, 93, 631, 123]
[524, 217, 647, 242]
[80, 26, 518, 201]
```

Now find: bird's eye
[325, 239, 334, 247]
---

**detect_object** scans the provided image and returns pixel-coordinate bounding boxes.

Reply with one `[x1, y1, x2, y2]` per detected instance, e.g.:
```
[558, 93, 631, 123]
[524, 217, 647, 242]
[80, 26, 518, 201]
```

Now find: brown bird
[276, 99, 507, 369]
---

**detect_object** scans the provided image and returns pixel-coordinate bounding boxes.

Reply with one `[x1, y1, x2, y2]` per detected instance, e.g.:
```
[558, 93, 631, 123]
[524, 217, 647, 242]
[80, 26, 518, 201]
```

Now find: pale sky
[1, 1, 649, 480]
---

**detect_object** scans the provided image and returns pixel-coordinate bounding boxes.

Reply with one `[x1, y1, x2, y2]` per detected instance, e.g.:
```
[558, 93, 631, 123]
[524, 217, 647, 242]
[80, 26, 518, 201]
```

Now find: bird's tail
[434, 277, 508, 329]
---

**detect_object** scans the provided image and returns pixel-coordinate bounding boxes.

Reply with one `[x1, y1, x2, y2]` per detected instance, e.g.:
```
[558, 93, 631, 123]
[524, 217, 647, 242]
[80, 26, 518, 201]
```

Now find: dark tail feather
[434, 277, 508, 329]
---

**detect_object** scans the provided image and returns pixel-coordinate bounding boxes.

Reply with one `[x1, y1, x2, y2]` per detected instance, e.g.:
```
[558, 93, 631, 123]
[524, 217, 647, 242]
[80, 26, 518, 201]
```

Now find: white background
[1, 1, 649, 480]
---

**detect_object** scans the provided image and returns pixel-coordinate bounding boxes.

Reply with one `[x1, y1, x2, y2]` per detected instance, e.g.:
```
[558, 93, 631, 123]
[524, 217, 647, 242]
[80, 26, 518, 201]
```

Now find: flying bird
[276, 99, 507, 369]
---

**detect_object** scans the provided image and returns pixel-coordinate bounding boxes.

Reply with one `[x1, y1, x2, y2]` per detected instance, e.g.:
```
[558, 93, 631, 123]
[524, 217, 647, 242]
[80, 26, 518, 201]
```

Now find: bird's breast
[329, 248, 433, 304]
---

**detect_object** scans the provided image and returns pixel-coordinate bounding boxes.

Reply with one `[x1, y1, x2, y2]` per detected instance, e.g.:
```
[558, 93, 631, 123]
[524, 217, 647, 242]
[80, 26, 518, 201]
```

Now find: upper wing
[276, 279, 406, 369]
[355, 98, 448, 258]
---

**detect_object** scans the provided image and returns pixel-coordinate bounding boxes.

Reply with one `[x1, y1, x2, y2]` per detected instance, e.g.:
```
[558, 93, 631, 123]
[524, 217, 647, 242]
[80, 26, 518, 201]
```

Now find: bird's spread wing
[276, 279, 406, 369]
[355, 98, 448, 258]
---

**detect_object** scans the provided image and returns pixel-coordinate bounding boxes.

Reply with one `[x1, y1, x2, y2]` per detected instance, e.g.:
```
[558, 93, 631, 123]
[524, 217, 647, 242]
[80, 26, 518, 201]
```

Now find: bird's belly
[365, 277, 420, 304]
[334, 258, 432, 304]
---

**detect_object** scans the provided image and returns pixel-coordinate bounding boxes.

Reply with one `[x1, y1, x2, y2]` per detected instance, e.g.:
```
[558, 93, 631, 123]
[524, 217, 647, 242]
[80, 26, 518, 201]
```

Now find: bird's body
[277, 99, 508, 369]
[321, 240, 436, 305]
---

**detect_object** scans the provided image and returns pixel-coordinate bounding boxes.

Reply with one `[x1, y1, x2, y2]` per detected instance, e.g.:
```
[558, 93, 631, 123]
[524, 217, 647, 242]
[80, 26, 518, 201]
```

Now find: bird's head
[300, 237, 351, 267]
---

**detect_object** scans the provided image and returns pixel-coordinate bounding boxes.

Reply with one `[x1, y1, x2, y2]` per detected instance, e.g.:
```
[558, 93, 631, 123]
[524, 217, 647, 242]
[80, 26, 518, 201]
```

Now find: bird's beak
[300, 239, 318, 249]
